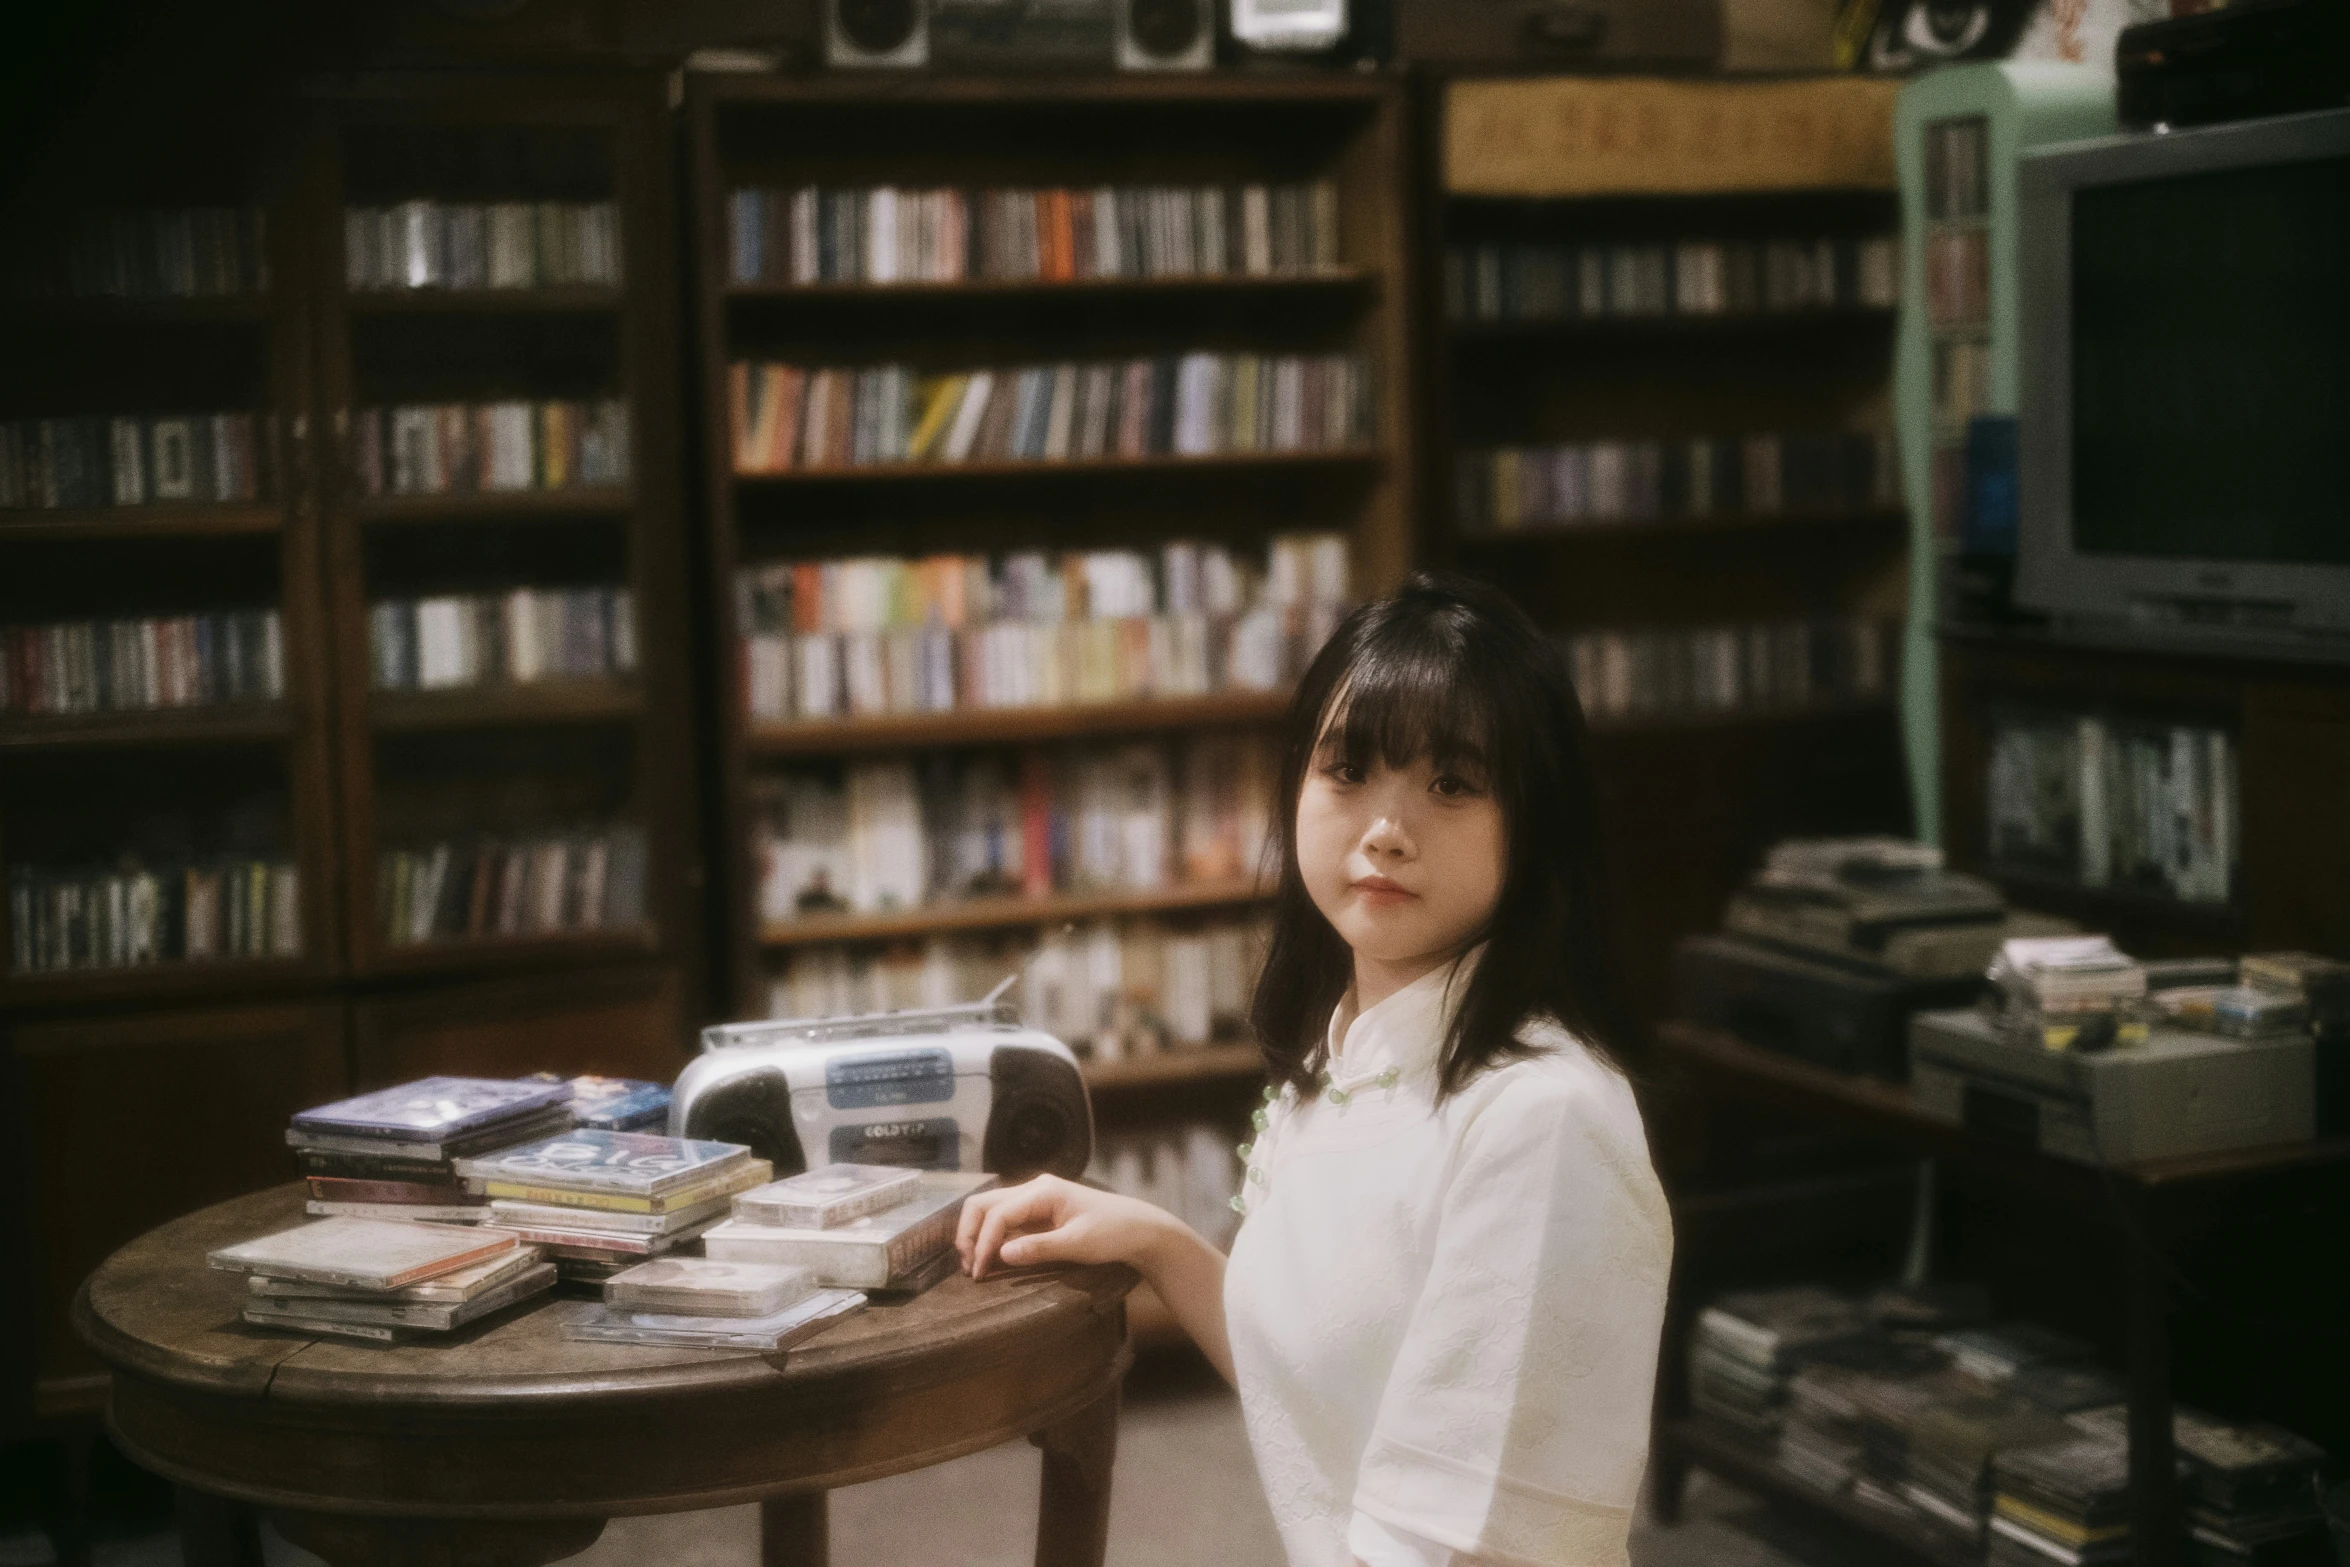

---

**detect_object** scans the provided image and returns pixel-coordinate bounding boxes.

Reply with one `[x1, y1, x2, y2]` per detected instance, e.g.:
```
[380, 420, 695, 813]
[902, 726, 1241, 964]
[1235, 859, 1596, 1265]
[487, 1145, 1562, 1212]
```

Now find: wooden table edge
[97, 1347, 1135, 1522]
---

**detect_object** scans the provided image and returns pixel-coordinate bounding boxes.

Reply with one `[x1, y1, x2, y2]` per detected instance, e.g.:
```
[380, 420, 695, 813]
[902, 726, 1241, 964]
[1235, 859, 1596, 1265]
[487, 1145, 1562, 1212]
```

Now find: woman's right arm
[956, 1175, 1233, 1384]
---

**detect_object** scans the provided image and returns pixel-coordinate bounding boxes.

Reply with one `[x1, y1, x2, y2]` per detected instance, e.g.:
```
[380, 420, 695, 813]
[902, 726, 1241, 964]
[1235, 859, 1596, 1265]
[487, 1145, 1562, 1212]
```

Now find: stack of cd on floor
[454, 1130, 770, 1285]
[562, 1256, 866, 1352]
[289, 1077, 578, 1223]
[2167, 1413, 2334, 1566]
[1989, 1431, 2135, 1566]
[1687, 1286, 1875, 1446]
[1903, 1380, 2078, 1545]
[703, 1163, 999, 1293]
[209, 1216, 555, 1344]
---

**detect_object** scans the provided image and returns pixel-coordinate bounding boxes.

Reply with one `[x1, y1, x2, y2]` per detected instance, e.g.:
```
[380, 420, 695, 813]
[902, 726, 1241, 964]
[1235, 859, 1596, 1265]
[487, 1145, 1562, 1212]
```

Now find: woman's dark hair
[1248, 570, 1633, 1100]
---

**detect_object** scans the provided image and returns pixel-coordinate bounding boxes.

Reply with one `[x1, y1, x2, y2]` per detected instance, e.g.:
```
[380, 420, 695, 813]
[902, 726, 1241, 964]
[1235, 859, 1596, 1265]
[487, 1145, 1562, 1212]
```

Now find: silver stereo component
[672, 999, 1093, 1182]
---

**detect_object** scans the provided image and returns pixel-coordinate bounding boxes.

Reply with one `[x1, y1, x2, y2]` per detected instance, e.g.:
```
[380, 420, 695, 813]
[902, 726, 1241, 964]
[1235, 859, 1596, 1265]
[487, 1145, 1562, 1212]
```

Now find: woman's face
[1295, 728, 1505, 974]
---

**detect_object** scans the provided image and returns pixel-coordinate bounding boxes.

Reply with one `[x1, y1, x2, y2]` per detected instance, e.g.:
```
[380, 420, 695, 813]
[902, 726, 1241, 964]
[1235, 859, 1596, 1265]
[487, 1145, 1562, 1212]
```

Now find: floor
[15, 1357, 1918, 1567]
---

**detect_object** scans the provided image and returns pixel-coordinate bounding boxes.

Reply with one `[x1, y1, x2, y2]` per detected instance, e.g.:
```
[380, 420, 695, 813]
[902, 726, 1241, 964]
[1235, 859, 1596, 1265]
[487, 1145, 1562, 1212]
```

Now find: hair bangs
[1312, 626, 1493, 777]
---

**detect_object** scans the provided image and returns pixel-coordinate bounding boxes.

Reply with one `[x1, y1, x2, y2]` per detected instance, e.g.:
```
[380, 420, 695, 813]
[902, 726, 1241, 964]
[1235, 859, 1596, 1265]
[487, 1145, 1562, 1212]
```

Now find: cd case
[526, 1072, 672, 1131]
[292, 1077, 574, 1141]
[733, 1163, 922, 1230]
[562, 1288, 865, 1351]
[453, 1129, 755, 1198]
[604, 1257, 816, 1317]
[208, 1217, 521, 1291]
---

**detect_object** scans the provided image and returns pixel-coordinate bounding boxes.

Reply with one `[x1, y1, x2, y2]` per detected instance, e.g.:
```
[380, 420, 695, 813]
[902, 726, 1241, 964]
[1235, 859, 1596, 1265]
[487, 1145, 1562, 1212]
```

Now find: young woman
[957, 573, 1673, 1567]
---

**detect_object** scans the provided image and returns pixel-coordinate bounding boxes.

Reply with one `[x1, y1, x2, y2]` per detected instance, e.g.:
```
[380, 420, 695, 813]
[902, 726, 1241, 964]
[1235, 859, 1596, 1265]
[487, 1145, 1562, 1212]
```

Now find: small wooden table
[74, 1185, 1136, 1567]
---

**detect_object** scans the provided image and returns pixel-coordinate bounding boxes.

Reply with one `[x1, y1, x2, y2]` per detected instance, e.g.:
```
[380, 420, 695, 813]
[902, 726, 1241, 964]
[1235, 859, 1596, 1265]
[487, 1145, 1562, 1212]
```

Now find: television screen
[2070, 155, 2350, 565]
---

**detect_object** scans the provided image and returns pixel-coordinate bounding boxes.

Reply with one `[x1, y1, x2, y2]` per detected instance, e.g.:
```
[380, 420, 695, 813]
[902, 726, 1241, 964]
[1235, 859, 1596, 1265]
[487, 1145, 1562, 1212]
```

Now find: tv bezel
[2014, 106, 2350, 657]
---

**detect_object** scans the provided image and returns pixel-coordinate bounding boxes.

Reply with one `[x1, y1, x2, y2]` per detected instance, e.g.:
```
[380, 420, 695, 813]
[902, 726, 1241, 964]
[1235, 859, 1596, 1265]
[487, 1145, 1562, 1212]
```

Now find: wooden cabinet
[9, 999, 348, 1407]
[350, 962, 689, 1088]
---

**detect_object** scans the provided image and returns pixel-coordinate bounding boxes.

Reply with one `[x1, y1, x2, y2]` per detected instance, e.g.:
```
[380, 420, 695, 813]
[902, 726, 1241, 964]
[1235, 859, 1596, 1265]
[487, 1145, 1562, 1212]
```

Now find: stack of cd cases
[563, 1256, 865, 1352]
[453, 1129, 770, 1284]
[209, 1216, 556, 1344]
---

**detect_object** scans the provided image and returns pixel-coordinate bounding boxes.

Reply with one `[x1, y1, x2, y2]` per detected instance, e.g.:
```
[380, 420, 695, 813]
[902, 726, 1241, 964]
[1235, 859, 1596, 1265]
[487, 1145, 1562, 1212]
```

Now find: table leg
[1032, 1385, 1120, 1567]
[761, 1492, 828, 1567]
[268, 1510, 605, 1567]
[176, 1488, 264, 1567]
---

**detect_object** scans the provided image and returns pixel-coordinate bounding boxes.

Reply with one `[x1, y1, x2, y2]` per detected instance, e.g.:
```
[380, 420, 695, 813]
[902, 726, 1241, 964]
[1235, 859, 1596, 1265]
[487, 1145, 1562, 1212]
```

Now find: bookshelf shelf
[1985, 871, 2245, 941]
[723, 271, 1375, 305]
[759, 879, 1268, 949]
[0, 705, 295, 752]
[1584, 699, 1898, 740]
[1084, 1043, 1265, 1092]
[0, 503, 283, 540]
[0, 955, 327, 1013]
[349, 488, 636, 524]
[367, 925, 663, 978]
[369, 680, 643, 732]
[1458, 509, 1906, 545]
[0, 294, 277, 327]
[1450, 306, 1896, 345]
[341, 286, 626, 315]
[744, 691, 1292, 756]
[731, 450, 1380, 490]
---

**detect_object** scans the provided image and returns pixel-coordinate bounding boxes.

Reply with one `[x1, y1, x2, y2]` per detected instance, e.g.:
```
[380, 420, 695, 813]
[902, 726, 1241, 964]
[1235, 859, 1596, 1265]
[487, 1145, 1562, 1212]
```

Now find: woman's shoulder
[1449, 1019, 1653, 1166]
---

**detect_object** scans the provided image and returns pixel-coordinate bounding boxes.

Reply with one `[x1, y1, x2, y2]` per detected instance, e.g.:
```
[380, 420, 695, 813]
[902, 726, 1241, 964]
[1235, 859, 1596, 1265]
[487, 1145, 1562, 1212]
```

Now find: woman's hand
[955, 1174, 1177, 1279]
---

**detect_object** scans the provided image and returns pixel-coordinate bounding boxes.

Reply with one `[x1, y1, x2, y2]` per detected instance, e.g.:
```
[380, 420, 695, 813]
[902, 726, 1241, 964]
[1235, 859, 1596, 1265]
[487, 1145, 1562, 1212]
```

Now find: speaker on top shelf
[825, 0, 929, 66]
[1117, 0, 1213, 68]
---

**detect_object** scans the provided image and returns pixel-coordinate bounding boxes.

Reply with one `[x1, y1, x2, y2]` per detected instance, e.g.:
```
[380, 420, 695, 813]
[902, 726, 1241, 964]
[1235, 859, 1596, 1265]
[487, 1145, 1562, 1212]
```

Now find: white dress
[1222, 957, 1674, 1567]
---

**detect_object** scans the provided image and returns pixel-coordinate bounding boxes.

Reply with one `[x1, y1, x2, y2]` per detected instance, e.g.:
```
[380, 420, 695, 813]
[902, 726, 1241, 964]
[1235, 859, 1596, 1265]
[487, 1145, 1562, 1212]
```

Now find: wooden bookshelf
[688, 74, 1412, 1246]
[1421, 75, 1913, 1025]
[311, 74, 699, 996]
[0, 130, 342, 1013]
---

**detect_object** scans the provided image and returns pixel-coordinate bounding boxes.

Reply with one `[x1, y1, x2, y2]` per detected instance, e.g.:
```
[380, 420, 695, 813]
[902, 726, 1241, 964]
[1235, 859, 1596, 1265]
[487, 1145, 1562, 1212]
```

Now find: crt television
[2014, 106, 2350, 657]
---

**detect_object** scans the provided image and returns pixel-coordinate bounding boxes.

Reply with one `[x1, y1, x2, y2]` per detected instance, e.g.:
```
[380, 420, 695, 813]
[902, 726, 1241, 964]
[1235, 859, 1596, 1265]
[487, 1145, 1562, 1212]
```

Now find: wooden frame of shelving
[0, 134, 344, 1014]
[305, 72, 699, 992]
[686, 72, 1415, 1023]
[1416, 75, 1916, 1024]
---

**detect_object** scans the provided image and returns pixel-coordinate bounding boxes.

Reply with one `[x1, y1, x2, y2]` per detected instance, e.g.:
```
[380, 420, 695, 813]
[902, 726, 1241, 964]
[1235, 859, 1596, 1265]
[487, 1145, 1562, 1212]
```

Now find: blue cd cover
[454, 1128, 752, 1195]
[292, 1076, 575, 1141]
[525, 1073, 672, 1131]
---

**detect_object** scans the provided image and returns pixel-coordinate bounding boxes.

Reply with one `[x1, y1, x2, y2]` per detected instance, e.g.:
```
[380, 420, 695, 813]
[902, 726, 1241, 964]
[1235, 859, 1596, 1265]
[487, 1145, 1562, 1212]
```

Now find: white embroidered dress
[1223, 959, 1674, 1567]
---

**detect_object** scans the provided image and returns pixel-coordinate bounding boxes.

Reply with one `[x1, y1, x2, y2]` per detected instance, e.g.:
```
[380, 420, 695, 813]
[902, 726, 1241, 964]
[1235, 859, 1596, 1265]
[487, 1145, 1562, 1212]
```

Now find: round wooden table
[74, 1185, 1137, 1567]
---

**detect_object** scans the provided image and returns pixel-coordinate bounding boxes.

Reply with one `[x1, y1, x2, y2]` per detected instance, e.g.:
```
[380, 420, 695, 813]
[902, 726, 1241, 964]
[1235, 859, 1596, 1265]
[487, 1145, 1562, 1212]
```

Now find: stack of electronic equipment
[289, 1076, 580, 1223]
[1675, 836, 2073, 1079]
[209, 1216, 555, 1344]
[1688, 1282, 2338, 1564]
[453, 1129, 771, 1285]
[1910, 940, 2328, 1164]
[702, 1161, 1000, 1294]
